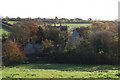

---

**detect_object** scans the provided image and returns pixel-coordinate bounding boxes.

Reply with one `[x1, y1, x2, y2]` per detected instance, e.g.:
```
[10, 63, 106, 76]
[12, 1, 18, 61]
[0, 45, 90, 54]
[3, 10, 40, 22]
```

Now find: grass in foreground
[2, 64, 120, 78]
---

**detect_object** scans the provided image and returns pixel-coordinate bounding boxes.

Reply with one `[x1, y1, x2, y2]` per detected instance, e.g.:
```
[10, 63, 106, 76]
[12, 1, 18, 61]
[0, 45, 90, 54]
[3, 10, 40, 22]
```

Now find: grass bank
[2, 63, 119, 78]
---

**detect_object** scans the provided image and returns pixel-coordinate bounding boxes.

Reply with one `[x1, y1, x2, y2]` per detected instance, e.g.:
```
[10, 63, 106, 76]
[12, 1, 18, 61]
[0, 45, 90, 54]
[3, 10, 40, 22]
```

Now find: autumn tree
[3, 40, 26, 64]
[11, 21, 39, 44]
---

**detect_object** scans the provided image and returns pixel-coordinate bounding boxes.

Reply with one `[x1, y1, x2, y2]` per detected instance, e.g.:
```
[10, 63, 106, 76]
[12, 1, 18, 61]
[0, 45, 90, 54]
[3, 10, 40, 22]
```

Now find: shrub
[42, 39, 54, 54]
[52, 21, 118, 64]
[45, 28, 69, 53]
[3, 40, 26, 65]
[11, 21, 40, 44]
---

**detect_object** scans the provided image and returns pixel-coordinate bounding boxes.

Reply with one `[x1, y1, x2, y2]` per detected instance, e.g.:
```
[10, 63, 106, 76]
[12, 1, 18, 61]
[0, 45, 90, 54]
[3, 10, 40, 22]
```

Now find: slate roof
[48, 26, 68, 31]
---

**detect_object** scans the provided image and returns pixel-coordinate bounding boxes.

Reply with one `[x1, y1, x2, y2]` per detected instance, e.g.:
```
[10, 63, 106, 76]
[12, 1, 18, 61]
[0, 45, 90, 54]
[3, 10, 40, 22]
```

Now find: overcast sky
[0, 0, 119, 20]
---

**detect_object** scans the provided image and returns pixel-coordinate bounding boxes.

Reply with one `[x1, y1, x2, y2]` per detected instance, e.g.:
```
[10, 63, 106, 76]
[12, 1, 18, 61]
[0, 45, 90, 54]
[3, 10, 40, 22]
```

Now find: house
[66, 27, 89, 47]
[48, 26, 68, 31]
[65, 29, 82, 49]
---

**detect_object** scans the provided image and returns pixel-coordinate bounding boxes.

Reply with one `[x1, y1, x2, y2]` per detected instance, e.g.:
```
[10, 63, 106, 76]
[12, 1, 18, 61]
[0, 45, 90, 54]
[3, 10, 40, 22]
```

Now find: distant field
[51, 23, 91, 31]
[0, 29, 10, 37]
[7, 21, 17, 25]
[0, 21, 15, 37]
[2, 64, 119, 78]
[0, 25, 11, 37]
[0, 29, 6, 37]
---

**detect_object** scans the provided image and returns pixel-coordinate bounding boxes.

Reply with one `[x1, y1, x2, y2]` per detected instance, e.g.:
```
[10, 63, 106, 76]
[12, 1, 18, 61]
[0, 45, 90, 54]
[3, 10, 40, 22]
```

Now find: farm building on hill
[66, 27, 89, 49]
[48, 26, 68, 31]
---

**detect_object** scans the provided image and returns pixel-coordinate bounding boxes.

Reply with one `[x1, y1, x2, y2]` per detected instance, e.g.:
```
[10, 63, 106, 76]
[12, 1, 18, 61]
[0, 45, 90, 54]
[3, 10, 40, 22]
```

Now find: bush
[42, 39, 55, 54]
[3, 40, 26, 65]
[11, 21, 40, 44]
[44, 28, 69, 53]
[50, 22, 118, 65]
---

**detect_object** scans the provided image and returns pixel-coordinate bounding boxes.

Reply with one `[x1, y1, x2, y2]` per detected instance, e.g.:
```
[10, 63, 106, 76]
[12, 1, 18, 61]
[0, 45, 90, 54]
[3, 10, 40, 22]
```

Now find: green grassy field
[7, 21, 17, 25]
[0, 21, 16, 37]
[2, 64, 119, 78]
[0, 29, 10, 37]
[0, 25, 10, 37]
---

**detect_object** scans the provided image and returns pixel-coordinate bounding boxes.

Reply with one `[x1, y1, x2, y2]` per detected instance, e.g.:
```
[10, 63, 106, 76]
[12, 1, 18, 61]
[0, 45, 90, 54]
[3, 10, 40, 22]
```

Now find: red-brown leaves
[3, 40, 26, 63]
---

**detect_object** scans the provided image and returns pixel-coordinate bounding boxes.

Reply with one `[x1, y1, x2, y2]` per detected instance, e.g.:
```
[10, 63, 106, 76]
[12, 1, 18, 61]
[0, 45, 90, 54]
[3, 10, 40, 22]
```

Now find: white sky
[0, 0, 119, 20]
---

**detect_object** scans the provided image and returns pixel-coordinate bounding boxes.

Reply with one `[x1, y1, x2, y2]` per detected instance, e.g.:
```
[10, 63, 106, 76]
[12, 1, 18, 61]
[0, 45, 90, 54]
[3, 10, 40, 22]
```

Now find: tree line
[2, 20, 119, 65]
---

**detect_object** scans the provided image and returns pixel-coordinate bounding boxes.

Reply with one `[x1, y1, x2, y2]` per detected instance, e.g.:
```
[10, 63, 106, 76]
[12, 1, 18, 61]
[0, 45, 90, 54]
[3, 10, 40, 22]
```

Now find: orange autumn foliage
[3, 40, 26, 63]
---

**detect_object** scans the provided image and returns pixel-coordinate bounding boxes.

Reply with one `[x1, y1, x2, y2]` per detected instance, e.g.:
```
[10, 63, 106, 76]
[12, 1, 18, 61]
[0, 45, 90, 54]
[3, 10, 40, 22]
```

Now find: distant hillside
[0, 21, 13, 37]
